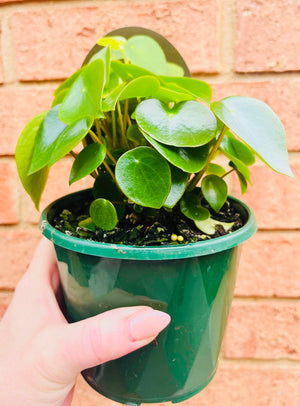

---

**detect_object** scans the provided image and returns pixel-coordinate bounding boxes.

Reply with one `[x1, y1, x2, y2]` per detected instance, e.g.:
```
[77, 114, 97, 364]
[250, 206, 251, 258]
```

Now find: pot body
[41, 189, 257, 405]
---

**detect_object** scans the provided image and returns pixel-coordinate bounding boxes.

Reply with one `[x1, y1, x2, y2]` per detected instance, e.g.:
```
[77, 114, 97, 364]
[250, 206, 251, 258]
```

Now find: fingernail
[128, 309, 171, 342]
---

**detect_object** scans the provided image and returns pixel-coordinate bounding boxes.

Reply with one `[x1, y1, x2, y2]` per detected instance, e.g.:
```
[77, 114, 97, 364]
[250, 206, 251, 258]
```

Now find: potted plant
[15, 27, 292, 405]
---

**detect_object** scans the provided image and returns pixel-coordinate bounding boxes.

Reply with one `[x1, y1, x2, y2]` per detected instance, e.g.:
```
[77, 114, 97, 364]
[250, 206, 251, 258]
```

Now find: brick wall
[0, 0, 299, 404]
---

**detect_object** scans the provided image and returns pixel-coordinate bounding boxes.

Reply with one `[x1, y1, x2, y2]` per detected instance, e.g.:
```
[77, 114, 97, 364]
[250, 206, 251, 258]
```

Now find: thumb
[43, 306, 170, 382]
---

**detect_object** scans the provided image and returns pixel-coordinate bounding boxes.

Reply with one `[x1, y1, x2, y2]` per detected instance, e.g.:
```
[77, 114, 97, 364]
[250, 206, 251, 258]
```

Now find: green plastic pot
[41, 189, 257, 405]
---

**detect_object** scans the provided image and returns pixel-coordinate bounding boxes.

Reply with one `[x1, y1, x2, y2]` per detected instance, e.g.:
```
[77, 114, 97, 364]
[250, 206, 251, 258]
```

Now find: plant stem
[222, 168, 235, 179]
[69, 150, 77, 159]
[186, 124, 228, 192]
[103, 160, 117, 183]
[111, 111, 117, 149]
[89, 129, 100, 144]
[123, 99, 129, 134]
[117, 102, 129, 149]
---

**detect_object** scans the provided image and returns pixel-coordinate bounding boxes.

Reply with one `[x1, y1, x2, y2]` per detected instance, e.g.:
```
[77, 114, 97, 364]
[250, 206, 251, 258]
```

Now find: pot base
[82, 364, 218, 405]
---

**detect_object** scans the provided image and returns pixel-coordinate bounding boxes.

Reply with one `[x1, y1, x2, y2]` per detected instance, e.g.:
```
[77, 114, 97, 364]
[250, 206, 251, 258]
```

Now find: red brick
[236, 0, 300, 72]
[0, 160, 18, 224]
[187, 363, 300, 406]
[231, 158, 300, 229]
[25, 158, 94, 224]
[0, 292, 13, 320]
[12, 1, 219, 81]
[0, 26, 3, 84]
[224, 301, 300, 360]
[0, 230, 40, 290]
[0, 87, 54, 155]
[212, 81, 300, 152]
[0, 0, 27, 3]
[236, 232, 300, 298]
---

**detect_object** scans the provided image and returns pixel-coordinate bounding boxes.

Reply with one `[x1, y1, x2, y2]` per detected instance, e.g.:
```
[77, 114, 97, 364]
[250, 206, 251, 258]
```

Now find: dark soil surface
[52, 199, 244, 247]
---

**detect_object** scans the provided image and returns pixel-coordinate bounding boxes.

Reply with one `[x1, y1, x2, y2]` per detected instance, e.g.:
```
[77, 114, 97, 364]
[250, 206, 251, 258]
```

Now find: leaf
[211, 96, 293, 176]
[111, 60, 155, 81]
[90, 198, 118, 230]
[69, 143, 106, 185]
[78, 217, 96, 232]
[229, 156, 252, 184]
[166, 62, 184, 77]
[159, 76, 212, 104]
[152, 86, 195, 104]
[59, 59, 105, 125]
[135, 99, 217, 147]
[49, 116, 94, 166]
[52, 88, 68, 107]
[115, 147, 171, 208]
[206, 163, 227, 177]
[97, 35, 126, 50]
[54, 68, 82, 96]
[15, 112, 49, 210]
[221, 131, 255, 166]
[229, 161, 248, 194]
[141, 130, 209, 173]
[194, 217, 235, 235]
[29, 104, 67, 174]
[201, 175, 228, 212]
[180, 193, 210, 221]
[164, 166, 189, 209]
[124, 35, 167, 75]
[88, 46, 111, 85]
[93, 172, 125, 220]
[102, 76, 160, 112]
[126, 124, 144, 142]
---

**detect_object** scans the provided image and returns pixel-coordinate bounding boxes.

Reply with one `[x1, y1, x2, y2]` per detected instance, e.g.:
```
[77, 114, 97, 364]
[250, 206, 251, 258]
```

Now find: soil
[52, 199, 244, 247]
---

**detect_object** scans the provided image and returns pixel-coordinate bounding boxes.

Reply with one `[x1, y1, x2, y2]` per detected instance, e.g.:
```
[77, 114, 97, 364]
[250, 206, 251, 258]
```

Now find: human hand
[0, 238, 171, 406]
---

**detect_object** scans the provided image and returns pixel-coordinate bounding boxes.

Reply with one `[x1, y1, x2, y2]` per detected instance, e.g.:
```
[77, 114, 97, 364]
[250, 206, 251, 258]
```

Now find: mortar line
[220, 357, 300, 368]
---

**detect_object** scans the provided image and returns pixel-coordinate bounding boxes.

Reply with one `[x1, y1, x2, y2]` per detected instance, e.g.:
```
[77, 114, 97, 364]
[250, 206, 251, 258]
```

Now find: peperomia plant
[16, 33, 292, 239]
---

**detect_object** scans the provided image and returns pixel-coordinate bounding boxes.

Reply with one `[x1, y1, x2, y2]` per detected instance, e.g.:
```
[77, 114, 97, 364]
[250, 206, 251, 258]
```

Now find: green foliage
[16, 32, 292, 234]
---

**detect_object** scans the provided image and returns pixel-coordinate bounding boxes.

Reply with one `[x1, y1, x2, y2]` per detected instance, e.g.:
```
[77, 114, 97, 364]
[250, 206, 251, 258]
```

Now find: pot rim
[40, 189, 257, 260]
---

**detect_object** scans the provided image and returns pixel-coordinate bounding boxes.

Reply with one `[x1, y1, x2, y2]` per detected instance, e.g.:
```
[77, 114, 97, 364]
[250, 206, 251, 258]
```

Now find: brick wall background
[0, 0, 299, 404]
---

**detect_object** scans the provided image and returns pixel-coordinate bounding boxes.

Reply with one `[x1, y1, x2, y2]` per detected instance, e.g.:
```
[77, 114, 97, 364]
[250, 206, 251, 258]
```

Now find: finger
[27, 237, 57, 282]
[43, 306, 171, 382]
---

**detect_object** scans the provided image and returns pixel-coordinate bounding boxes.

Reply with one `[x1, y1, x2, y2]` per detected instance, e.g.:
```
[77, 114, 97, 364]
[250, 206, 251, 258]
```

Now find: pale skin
[0, 238, 171, 406]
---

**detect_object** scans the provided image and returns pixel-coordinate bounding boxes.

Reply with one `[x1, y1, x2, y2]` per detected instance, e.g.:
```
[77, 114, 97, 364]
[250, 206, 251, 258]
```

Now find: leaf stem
[222, 168, 235, 179]
[186, 124, 228, 192]
[103, 160, 117, 183]
[111, 111, 117, 149]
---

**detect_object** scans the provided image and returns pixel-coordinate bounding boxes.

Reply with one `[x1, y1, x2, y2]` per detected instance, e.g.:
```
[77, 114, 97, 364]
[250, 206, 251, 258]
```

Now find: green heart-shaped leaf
[124, 35, 167, 75]
[69, 143, 106, 185]
[141, 130, 209, 173]
[88, 46, 111, 85]
[230, 161, 248, 194]
[211, 96, 293, 176]
[59, 59, 105, 125]
[164, 166, 189, 209]
[159, 76, 212, 104]
[111, 60, 155, 81]
[29, 105, 67, 174]
[194, 217, 235, 235]
[152, 86, 194, 104]
[136, 99, 217, 147]
[102, 76, 160, 112]
[180, 193, 210, 221]
[166, 62, 184, 77]
[15, 112, 49, 210]
[206, 163, 227, 177]
[115, 147, 171, 208]
[90, 198, 118, 230]
[201, 175, 228, 212]
[49, 116, 93, 166]
[221, 131, 255, 166]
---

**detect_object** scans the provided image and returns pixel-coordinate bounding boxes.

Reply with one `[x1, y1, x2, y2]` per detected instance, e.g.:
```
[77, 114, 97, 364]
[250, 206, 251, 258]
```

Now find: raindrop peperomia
[16, 32, 292, 235]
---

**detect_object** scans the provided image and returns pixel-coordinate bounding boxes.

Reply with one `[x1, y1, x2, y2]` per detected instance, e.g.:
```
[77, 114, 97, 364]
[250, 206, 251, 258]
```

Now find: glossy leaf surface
[124, 35, 167, 75]
[211, 96, 292, 176]
[59, 59, 105, 125]
[201, 175, 228, 212]
[142, 130, 209, 173]
[90, 198, 118, 230]
[29, 105, 67, 174]
[115, 147, 171, 208]
[103, 76, 160, 111]
[194, 217, 235, 235]
[15, 112, 48, 209]
[221, 132, 255, 166]
[49, 117, 94, 166]
[69, 143, 106, 185]
[136, 99, 217, 147]
[180, 193, 210, 221]
[159, 76, 212, 104]
[206, 163, 226, 177]
[164, 166, 189, 209]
